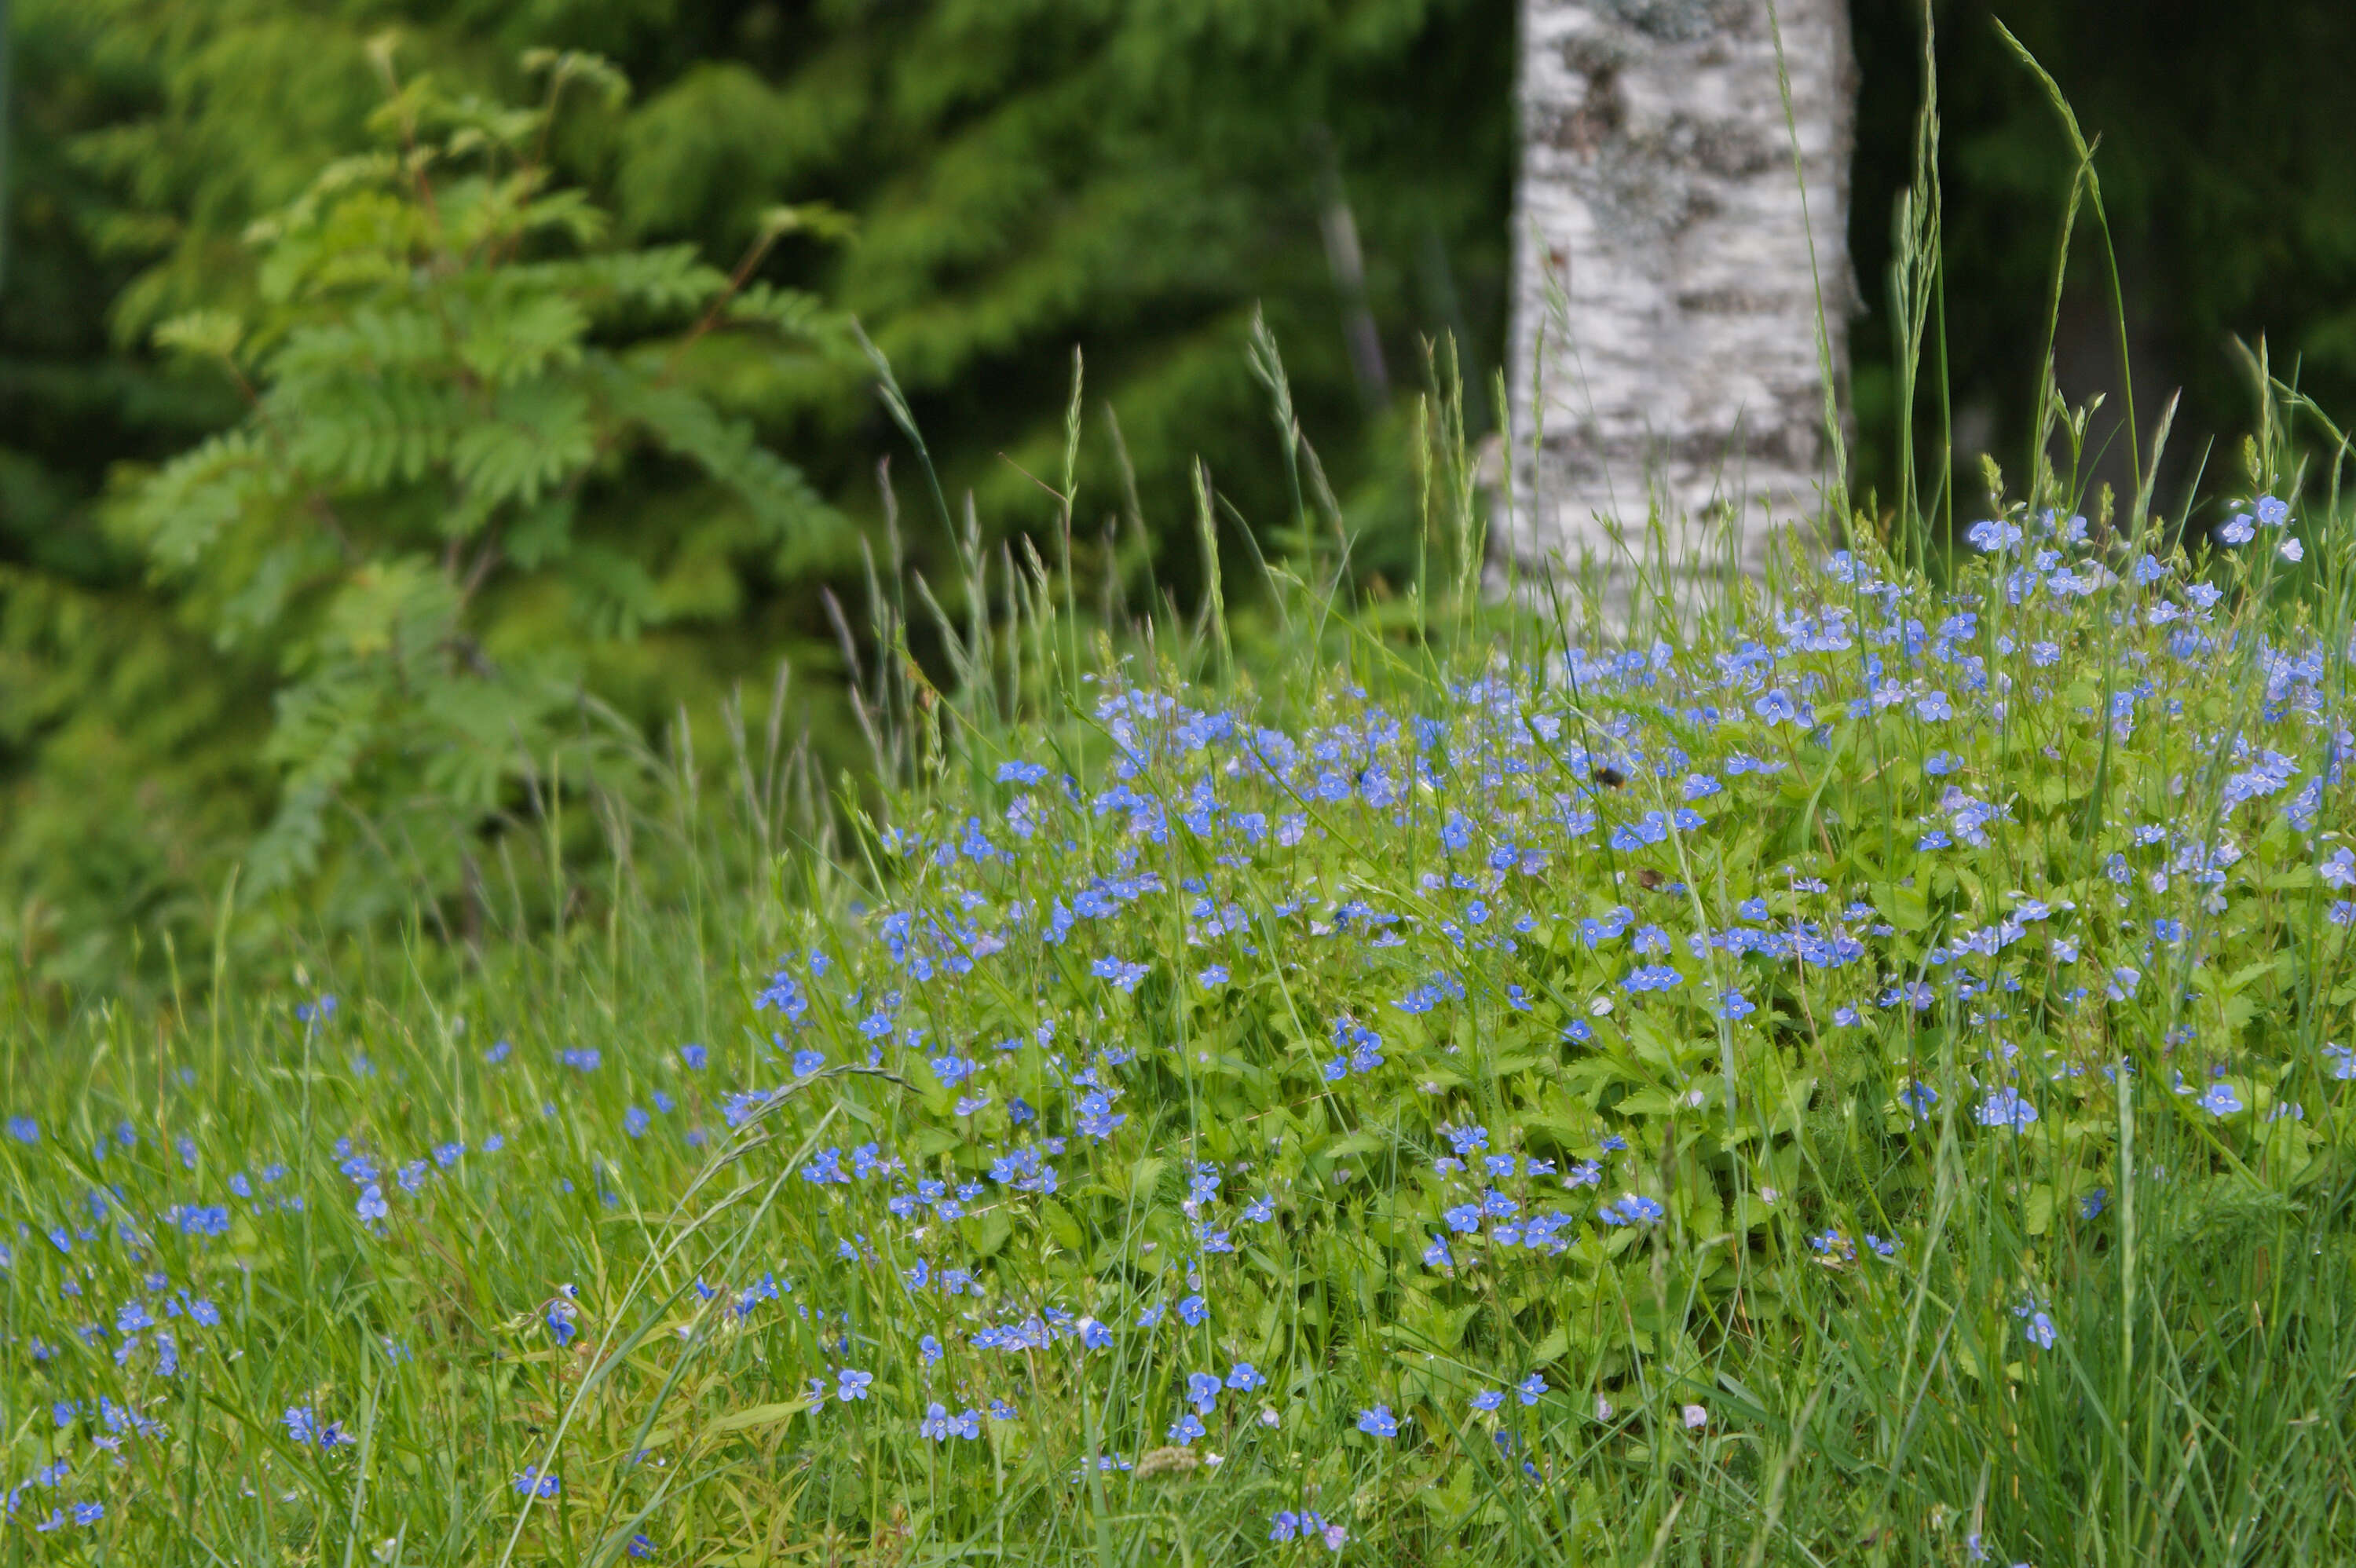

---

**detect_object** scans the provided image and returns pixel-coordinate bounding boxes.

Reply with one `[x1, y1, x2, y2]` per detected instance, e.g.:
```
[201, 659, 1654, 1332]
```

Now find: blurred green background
[1, 0, 2351, 981]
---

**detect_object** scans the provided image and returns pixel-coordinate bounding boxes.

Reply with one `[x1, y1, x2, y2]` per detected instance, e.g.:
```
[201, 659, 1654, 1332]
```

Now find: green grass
[6, 362, 2356, 1567]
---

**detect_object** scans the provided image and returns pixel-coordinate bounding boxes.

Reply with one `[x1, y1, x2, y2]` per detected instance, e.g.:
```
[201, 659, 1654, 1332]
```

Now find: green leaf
[706, 1398, 812, 1437]
[1037, 1198, 1085, 1252]
[452, 381, 594, 509]
[153, 309, 245, 361]
[1871, 880, 1931, 932]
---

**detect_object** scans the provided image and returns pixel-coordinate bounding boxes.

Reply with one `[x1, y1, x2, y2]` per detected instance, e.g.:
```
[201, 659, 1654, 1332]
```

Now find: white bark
[1505, 0, 1855, 607]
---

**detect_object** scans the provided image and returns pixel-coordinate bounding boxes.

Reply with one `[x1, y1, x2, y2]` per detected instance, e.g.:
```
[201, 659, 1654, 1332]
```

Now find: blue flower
[513, 1467, 560, 1498]
[1600, 1193, 1664, 1226]
[1471, 1389, 1504, 1412]
[356, 1185, 388, 1223]
[1166, 1411, 1206, 1445]
[1443, 1124, 1490, 1155]
[1227, 1361, 1268, 1391]
[1355, 1404, 1399, 1438]
[546, 1302, 578, 1347]
[1186, 1372, 1222, 1413]
[1176, 1294, 1208, 1326]
[836, 1368, 873, 1402]
[1517, 1374, 1546, 1406]
[2197, 1083, 2243, 1117]
[1089, 956, 1151, 992]
[1974, 1087, 2037, 1131]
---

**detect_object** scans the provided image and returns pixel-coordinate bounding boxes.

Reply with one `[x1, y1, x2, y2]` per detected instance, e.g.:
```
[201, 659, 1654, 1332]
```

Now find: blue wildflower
[1975, 1087, 2037, 1131]
[1600, 1194, 1664, 1226]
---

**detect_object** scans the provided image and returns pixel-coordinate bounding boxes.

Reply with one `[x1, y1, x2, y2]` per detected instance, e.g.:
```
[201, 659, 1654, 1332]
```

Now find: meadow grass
[5, 346, 2356, 1568]
[9, 34, 2356, 1555]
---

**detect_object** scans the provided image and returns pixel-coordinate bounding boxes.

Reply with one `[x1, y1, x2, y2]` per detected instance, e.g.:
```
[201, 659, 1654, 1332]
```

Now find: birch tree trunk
[1506, 0, 1855, 610]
